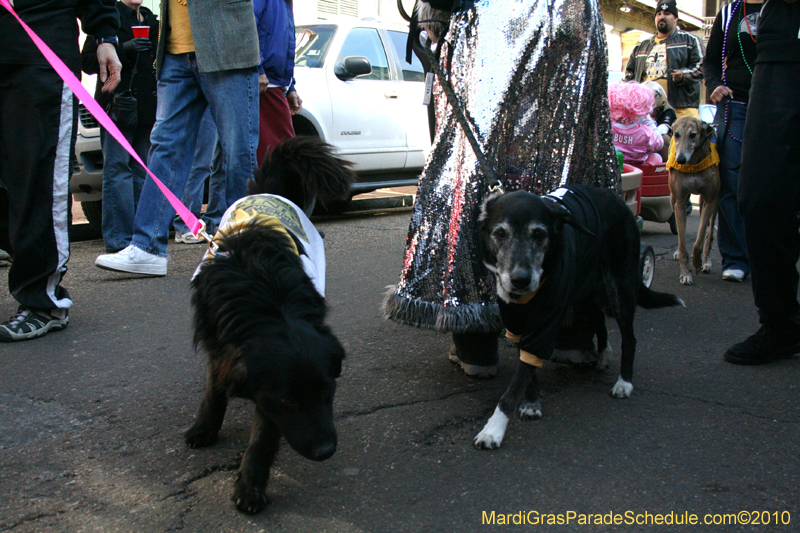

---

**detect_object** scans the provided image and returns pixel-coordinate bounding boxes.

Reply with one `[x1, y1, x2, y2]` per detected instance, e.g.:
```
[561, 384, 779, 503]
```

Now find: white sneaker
[174, 231, 204, 244]
[722, 269, 746, 282]
[95, 244, 168, 276]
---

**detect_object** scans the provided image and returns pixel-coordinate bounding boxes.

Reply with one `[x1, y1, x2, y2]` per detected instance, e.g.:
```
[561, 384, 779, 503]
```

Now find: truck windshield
[295, 25, 337, 68]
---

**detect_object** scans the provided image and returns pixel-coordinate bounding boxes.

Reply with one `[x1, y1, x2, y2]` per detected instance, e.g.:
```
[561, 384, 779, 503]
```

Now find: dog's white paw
[474, 406, 508, 450]
[679, 273, 693, 285]
[518, 400, 542, 420]
[673, 250, 680, 261]
[596, 346, 613, 370]
[701, 261, 712, 273]
[610, 376, 634, 398]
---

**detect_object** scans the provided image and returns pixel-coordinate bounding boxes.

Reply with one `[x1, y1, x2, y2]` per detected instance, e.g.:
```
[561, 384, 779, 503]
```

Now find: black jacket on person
[81, 1, 159, 127]
[0, 0, 119, 74]
[624, 29, 705, 109]
[705, 1, 759, 103]
[756, 0, 800, 63]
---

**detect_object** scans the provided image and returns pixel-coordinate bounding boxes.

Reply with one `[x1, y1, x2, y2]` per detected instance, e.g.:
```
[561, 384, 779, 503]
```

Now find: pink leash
[1, 0, 215, 246]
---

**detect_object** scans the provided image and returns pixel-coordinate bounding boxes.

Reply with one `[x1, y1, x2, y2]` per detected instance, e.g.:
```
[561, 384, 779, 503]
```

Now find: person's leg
[131, 121, 151, 210]
[201, 67, 259, 211]
[715, 101, 748, 279]
[726, 63, 800, 364]
[131, 54, 207, 256]
[0, 64, 71, 340]
[256, 87, 296, 164]
[201, 140, 226, 234]
[174, 108, 217, 241]
[450, 331, 500, 378]
[100, 126, 139, 252]
[0, 188, 11, 256]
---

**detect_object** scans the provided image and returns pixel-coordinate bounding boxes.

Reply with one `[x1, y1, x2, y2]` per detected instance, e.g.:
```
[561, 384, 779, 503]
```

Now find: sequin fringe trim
[382, 287, 504, 334]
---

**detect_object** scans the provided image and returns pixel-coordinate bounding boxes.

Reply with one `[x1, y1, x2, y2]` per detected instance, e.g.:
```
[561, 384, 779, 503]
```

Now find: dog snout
[510, 267, 531, 290]
[676, 153, 688, 165]
[310, 441, 336, 461]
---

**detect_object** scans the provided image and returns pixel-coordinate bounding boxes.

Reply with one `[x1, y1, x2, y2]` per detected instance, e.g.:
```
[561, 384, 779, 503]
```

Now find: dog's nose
[311, 442, 336, 461]
[676, 154, 687, 164]
[510, 269, 531, 290]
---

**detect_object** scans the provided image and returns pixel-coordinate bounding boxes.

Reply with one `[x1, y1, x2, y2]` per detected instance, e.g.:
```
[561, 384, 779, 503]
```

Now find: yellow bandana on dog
[666, 140, 720, 173]
[194, 194, 327, 297]
[213, 210, 299, 257]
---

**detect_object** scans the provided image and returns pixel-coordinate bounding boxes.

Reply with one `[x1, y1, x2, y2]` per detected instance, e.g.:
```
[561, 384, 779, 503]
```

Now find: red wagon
[628, 161, 677, 235]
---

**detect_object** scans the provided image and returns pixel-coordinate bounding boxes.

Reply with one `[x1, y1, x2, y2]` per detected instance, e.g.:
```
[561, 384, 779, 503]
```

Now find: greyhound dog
[668, 116, 720, 285]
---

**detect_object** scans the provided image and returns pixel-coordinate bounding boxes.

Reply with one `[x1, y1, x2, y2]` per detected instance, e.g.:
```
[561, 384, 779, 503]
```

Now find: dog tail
[638, 284, 685, 309]
[248, 136, 357, 211]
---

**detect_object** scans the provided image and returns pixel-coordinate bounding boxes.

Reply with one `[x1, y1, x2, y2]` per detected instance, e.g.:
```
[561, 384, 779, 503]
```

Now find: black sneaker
[724, 324, 800, 365]
[0, 307, 69, 342]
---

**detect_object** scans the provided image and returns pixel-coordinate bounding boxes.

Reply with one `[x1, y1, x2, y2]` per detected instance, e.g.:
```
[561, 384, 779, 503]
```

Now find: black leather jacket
[624, 29, 705, 109]
[81, 1, 159, 127]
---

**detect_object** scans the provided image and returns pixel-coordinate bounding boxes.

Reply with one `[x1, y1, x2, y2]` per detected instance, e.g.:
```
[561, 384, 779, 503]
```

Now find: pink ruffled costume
[608, 82, 664, 165]
[612, 121, 664, 164]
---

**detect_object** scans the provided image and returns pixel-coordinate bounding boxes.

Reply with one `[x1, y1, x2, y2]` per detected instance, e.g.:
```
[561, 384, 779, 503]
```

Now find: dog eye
[531, 228, 547, 241]
[493, 227, 508, 240]
[674, 132, 680, 138]
[689, 132, 697, 139]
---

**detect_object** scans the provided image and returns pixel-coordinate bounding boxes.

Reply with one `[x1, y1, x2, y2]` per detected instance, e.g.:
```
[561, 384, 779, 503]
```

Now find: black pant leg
[0, 64, 74, 311]
[0, 188, 10, 254]
[452, 331, 500, 366]
[738, 62, 800, 329]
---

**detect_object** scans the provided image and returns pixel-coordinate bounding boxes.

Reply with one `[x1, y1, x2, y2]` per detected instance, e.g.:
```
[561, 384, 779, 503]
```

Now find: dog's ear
[545, 200, 595, 237]
[702, 121, 717, 142]
[478, 191, 504, 227]
[315, 325, 346, 378]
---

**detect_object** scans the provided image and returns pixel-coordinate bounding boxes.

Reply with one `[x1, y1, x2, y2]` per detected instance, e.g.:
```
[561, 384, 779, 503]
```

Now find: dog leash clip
[195, 220, 220, 256]
[488, 181, 505, 194]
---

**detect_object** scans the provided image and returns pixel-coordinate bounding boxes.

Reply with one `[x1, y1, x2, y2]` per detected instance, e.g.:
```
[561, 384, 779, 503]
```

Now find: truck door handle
[384, 91, 400, 99]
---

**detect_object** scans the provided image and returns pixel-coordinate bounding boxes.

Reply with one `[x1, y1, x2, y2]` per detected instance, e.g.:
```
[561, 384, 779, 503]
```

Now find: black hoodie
[0, 0, 119, 74]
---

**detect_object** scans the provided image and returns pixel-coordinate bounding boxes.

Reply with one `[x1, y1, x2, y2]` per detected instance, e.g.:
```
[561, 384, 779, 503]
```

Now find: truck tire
[81, 200, 103, 233]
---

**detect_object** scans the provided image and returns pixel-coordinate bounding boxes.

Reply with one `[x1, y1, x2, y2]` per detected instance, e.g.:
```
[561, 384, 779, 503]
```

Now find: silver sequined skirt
[383, 0, 620, 333]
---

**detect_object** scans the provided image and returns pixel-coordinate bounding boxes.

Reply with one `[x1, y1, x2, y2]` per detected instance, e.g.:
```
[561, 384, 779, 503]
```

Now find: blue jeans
[173, 109, 227, 235]
[715, 100, 749, 274]
[100, 125, 149, 252]
[131, 53, 258, 256]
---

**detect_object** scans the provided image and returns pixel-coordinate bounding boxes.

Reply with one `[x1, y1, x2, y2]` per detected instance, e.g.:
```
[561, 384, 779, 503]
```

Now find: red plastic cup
[131, 26, 149, 39]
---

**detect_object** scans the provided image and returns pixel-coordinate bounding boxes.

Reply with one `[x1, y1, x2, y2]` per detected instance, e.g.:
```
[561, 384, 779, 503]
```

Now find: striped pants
[0, 64, 74, 312]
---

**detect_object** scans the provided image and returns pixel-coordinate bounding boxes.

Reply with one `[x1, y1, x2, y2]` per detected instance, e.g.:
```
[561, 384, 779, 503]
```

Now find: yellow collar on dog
[666, 140, 720, 173]
[213, 209, 300, 256]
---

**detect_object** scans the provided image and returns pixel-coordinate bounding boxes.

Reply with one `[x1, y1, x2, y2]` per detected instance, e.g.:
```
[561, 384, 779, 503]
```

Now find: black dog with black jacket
[474, 185, 683, 449]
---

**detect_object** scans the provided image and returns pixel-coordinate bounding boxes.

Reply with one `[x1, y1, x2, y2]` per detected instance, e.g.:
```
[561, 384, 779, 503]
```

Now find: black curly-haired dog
[185, 137, 354, 514]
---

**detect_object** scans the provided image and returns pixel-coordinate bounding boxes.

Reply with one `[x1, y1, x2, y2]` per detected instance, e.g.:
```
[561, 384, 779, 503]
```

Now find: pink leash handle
[1, 0, 210, 241]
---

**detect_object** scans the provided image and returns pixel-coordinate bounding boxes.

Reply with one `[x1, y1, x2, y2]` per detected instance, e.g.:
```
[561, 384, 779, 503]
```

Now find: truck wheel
[640, 243, 655, 288]
[81, 200, 103, 233]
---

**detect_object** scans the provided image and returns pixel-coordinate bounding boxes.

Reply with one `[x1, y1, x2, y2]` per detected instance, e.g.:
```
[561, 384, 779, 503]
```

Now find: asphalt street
[1, 200, 798, 532]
